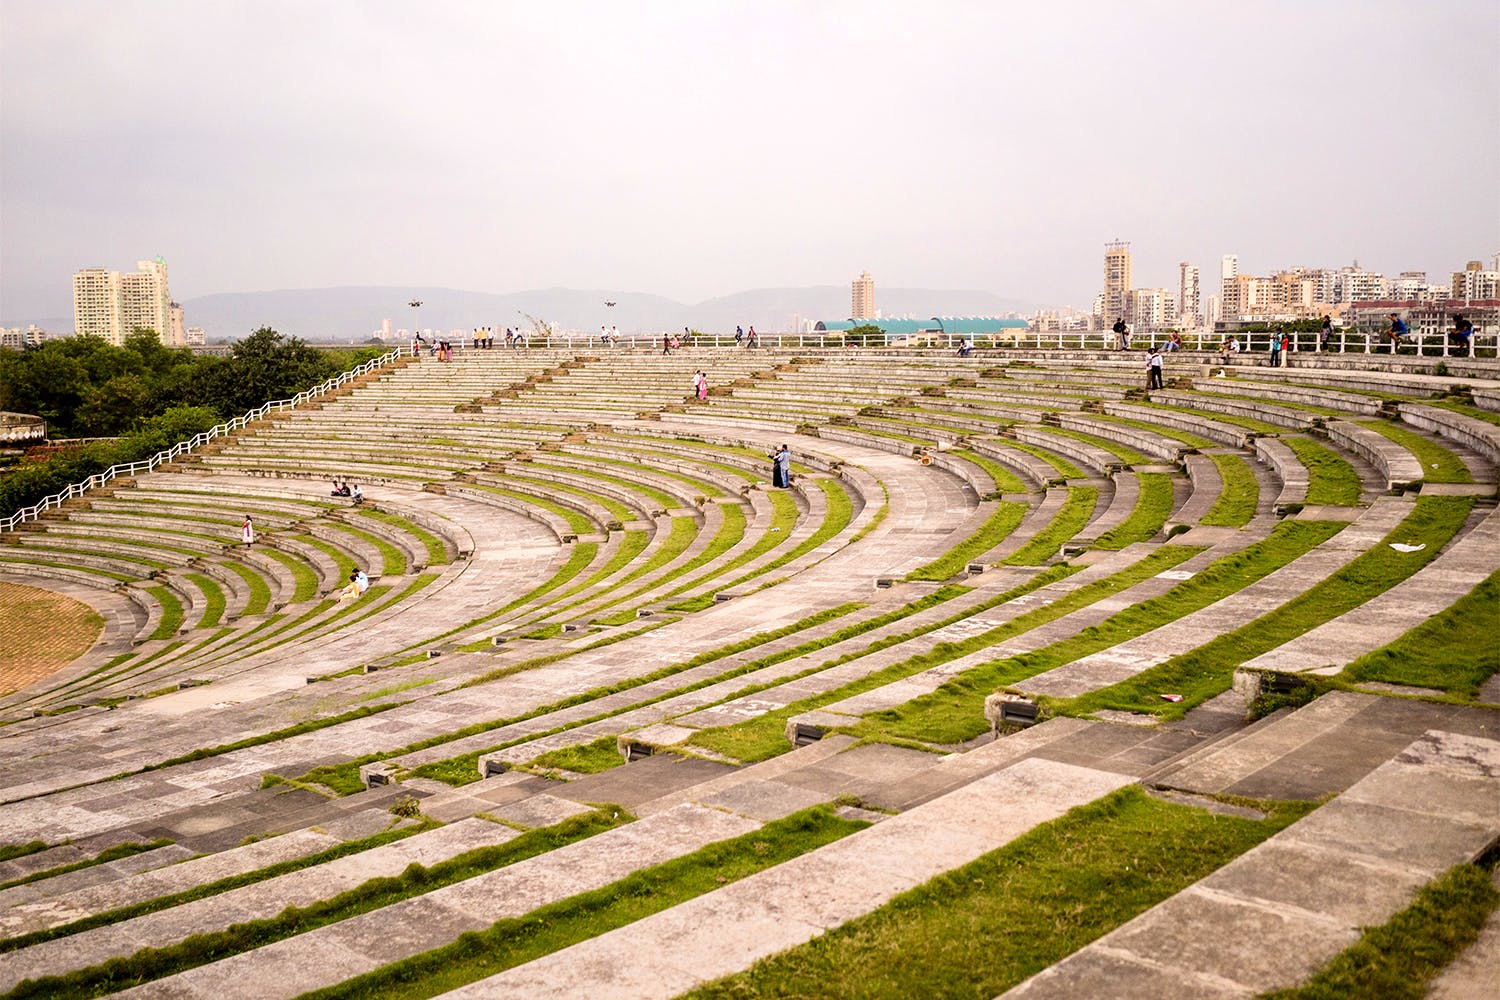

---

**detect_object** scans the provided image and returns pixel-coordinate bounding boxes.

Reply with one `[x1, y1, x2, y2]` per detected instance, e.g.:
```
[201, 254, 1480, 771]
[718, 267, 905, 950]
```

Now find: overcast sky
[2, 0, 1497, 322]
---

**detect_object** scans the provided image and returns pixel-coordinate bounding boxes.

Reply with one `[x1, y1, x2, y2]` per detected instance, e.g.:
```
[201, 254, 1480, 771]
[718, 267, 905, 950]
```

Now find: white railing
[0, 345, 409, 533]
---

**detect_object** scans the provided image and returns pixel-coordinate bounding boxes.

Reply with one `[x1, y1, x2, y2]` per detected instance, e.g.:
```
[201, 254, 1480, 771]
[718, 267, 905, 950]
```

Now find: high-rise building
[73, 257, 179, 346]
[1452, 262, 1499, 300]
[1128, 288, 1177, 331]
[851, 271, 875, 319]
[1103, 242, 1132, 327]
[73, 268, 125, 344]
[1177, 262, 1201, 328]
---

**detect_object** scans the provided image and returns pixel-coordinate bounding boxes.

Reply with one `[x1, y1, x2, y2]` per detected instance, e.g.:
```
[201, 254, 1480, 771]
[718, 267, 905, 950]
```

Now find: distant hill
[179, 285, 1036, 341]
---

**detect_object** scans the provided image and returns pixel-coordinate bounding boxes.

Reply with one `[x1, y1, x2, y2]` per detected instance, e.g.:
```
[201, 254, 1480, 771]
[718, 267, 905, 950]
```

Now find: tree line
[0, 328, 385, 518]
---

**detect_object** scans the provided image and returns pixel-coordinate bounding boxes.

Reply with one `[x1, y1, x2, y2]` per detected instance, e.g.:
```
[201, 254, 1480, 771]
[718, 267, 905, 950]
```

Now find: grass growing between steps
[3, 810, 627, 1000]
[0, 839, 173, 892]
[1094, 473, 1174, 549]
[0, 841, 47, 863]
[326, 522, 408, 575]
[315, 603, 869, 792]
[0, 819, 426, 956]
[184, 573, 225, 628]
[1057, 495, 1474, 721]
[354, 509, 450, 565]
[1045, 425, 1151, 465]
[1341, 569, 1500, 699]
[951, 448, 1029, 493]
[1002, 439, 1085, 479]
[1284, 436, 1363, 505]
[145, 585, 183, 639]
[260, 548, 319, 602]
[685, 787, 1313, 1000]
[527, 735, 624, 773]
[1264, 862, 1499, 1000]
[222, 560, 271, 616]
[296, 806, 867, 1000]
[688, 552, 1196, 761]
[1360, 420, 1473, 484]
[1200, 452, 1260, 527]
[1003, 486, 1098, 565]
[852, 521, 1342, 745]
[905, 502, 1026, 581]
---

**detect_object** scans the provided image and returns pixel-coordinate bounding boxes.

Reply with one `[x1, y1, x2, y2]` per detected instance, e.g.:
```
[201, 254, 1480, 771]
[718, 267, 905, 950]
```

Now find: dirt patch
[0, 582, 105, 696]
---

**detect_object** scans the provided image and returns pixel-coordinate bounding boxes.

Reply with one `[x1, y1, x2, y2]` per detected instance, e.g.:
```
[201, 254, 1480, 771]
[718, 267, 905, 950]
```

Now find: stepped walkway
[1006, 728, 1500, 998]
[1, 347, 1497, 999]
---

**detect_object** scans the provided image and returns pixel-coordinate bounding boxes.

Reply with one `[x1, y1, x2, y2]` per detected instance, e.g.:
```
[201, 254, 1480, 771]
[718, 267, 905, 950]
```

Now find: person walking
[662, 332, 671, 355]
[746, 326, 758, 349]
[1147, 347, 1164, 389]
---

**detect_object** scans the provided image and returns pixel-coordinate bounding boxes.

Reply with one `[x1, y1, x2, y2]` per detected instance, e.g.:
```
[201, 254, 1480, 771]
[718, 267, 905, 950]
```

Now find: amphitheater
[1, 344, 1497, 999]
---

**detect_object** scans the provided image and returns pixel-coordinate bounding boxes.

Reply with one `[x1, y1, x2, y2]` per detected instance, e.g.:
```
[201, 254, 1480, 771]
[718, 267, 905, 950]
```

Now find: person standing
[1320, 315, 1333, 351]
[242, 515, 255, 547]
[1281, 330, 1293, 364]
[1269, 332, 1282, 367]
[1147, 347, 1164, 389]
[771, 444, 791, 488]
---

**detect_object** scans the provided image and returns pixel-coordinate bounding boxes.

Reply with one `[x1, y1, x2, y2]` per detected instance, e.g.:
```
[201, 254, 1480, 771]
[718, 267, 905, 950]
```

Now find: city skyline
[2, 1, 1497, 324]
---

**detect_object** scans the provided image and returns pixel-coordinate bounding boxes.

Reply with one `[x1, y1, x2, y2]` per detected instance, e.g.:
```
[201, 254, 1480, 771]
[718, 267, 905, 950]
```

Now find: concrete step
[1002, 728, 1500, 998]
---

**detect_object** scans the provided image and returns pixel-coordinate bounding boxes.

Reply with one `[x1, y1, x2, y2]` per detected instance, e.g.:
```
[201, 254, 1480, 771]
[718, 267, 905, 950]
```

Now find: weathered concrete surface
[434, 758, 1132, 1000]
[113, 804, 759, 1000]
[1002, 729, 1500, 998]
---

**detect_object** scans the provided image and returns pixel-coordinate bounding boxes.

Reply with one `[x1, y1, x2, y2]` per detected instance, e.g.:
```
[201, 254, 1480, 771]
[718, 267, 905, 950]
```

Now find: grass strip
[1004, 486, 1098, 565]
[1341, 569, 1500, 698]
[1361, 420, 1472, 484]
[469, 485, 595, 535]
[259, 548, 319, 602]
[906, 502, 1026, 581]
[1284, 436, 1363, 505]
[295, 806, 867, 1000]
[0, 821, 424, 956]
[4, 810, 626, 999]
[0, 839, 173, 892]
[313, 602, 870, 792]
[688, 551, 1196, 761]
[1058, 495, 1473, 720]
[1044, 425, 1151, 465]
[354, 509, 450, 565]
[1200, 452, 1260, 527]
[1094, 473, 1174, 549]
[1264, 862, 1499, 1000]
[325, 522, 408, 576]
[685, 787, 1312, 1000]
[951, 447, 1029, 493]
[526, 735, 623, 774]
[146, 586, 183, 639]
[1000, 439, 1085, 479]
[0, 841, 48, 863]
[222, 560, 272, 616]
[853, 520, 1342, 744]
[1087, 412, 1215, 449]
[184, 573, 225, 628]
[292, 534, 359, 582]
[505, 473, 633, 521]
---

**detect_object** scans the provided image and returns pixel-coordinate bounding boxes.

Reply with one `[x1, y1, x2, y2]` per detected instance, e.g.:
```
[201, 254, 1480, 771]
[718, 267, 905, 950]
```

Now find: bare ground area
[0, 581, 104, 696]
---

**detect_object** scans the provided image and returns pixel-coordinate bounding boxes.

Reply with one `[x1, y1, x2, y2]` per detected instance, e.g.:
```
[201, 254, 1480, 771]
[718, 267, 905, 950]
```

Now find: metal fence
[0, 345, 409, 533]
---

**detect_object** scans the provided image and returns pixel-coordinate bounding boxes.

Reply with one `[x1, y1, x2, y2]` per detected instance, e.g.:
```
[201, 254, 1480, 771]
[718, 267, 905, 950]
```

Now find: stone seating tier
[1151, 389, 1319, 431]
[1322, 420, 1425, 492]
[1099, 401, 1254, 449]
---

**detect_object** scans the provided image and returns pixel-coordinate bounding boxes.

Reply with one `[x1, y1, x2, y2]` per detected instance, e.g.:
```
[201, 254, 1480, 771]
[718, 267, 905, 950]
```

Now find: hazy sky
[2, 0, 1497, 322]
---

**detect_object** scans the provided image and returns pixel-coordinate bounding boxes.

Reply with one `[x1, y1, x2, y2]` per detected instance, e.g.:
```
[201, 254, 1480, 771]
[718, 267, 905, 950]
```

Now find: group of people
[329, 480, 364, 503]
[734, 325, 759, 348]
[337, 569, 370, 604]
[769, 444, 791, 488]
[469, 328, 506, 349]
[691, 370, 709, 401]
[661, 331, 686, 354]
[412, 335, 455, 361]
[599, 325, 621, 345]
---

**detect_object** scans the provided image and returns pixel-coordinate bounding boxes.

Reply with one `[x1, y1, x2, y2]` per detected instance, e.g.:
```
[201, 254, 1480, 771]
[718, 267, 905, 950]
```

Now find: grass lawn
[685, 787, 1312, 1000]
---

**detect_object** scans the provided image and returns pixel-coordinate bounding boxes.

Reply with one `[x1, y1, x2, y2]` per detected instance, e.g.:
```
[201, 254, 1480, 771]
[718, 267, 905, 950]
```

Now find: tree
[845, 324, 886, 346]
[204, 327, 337, 416]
